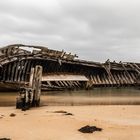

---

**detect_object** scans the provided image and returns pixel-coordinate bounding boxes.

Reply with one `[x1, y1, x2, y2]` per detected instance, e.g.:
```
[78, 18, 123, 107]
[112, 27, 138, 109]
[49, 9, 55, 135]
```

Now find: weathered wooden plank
[109, 72, 116, 84]
[99, 75, 104, 84]
[124, 72, 130, 84]
[42, 74, 88, 81]
[106, 74, 112, 85]
[55, 81, 61, 87]
[94, 75, 98, 84]
[21, 60, 28, 81]
[117, 73, 123, 85]
[14, 61, 20, 81]
[128, 72, 135, 83]
[106, 74, 111, 84]
[113, 73, 120, 85]
[104, 73, 109, 85]
[121, 72, 128, 84]
[96, 75, 100, 84]
[7, 63, 12, 81]
[128, 63, 140, 75]
[18, 60, 24, 82]
[120, 62, 134, 84]
[47, 81, 52, 87]
[29, 67, 34, 88]
[62, 81, 68, 87]
[109, 76, 113, 85]
[25, 60, 32, 81]
[67, 81, 73, 87]
[122, 72, 129, 84]
[2, 65, 7, 81]
[59, 81, 65, 87]
[90, 75, 95, 85]
[74, 81, 80, 87]
[129, 72, 136, 82]
[11, 62, 17, 81]
[120, 72, 125, 84]
[32, 65, 43, 107]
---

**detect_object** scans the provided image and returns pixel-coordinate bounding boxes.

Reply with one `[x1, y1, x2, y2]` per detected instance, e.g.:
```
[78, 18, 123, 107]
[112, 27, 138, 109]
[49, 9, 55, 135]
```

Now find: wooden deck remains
[0, 44, 139, 91]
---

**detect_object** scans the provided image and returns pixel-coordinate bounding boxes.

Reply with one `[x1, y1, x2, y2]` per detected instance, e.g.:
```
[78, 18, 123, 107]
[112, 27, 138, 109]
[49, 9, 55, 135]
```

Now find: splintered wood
[0, 44, 139, 91]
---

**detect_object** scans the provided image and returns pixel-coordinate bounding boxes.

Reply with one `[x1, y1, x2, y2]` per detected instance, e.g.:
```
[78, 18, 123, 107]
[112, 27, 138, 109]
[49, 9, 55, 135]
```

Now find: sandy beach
[0, 105, 140, 140]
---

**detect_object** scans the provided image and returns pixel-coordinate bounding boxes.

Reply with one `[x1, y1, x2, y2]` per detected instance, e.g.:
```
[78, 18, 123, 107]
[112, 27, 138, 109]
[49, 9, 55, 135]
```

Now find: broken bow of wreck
[0, 44, 139, 91]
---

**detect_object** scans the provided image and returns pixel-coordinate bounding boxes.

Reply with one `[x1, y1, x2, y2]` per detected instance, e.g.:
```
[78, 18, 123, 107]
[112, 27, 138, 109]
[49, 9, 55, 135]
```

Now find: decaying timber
[16, 65, 42, 110]
[0, 44, 139, 91]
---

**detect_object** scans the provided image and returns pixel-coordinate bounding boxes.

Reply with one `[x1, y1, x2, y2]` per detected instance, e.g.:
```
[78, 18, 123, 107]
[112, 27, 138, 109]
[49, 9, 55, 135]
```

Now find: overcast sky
[0, 0, 140, 62]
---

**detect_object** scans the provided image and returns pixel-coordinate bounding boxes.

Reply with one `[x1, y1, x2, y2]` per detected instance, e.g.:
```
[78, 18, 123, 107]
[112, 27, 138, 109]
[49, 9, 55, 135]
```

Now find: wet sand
[0, 105, 140, 140]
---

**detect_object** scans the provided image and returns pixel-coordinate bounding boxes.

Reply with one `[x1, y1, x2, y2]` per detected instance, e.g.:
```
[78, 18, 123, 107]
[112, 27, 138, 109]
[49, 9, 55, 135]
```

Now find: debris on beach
[0, 115, 4, 119]
[9, 113, 16, 117]
[24, 114, 28, 115]
[64, 113, 73, 116]
[53, 110, 67, 113]
[53, 110, 73, 116]
[78, 125, 102, 133]
[0, 138, 11, 140]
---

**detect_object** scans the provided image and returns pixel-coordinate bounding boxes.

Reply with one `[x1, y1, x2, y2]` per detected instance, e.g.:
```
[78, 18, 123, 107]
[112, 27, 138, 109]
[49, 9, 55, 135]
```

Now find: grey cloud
[0, 0, 140, 62]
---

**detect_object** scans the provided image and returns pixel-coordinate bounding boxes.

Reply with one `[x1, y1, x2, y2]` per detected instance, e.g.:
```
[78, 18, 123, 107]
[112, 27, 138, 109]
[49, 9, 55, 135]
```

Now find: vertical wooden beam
[14, 61, 20, 81]
[29, 67, 35, 88]
[25, 60, 32, 81]
[11, 62, 17, 81]
[18, 60, 24, 82]
[7, 63, 12, 81]
[21, 60, 28, 81]
[32, 65, 43, 107]
[2, 65, 7, 81]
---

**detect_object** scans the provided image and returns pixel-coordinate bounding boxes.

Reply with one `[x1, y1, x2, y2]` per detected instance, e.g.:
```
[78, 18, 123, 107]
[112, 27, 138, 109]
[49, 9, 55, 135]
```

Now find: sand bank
[0, 105, 140, 140]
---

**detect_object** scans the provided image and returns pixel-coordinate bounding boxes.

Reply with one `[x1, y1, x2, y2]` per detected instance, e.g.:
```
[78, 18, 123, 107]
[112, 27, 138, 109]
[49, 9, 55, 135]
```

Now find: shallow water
[0, 87, 140, 106]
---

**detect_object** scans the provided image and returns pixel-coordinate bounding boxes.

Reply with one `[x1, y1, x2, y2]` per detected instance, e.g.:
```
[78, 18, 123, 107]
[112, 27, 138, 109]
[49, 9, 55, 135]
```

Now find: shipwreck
[0, 44, 139, 91]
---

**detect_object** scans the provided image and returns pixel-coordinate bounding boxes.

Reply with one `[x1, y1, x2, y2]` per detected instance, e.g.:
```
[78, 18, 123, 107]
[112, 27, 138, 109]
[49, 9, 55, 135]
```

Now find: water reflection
[0, 88, 140, 106]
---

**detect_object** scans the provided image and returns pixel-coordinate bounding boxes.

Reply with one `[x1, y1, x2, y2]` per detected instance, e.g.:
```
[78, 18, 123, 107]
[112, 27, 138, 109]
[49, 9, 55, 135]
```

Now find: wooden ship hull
[0, 44, 139, 91]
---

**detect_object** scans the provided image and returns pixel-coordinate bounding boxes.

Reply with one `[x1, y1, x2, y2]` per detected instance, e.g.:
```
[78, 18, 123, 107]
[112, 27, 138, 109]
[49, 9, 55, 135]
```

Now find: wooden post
[16, 65, 43, 110]
[29, 68, 35, 88]
[32, 65, 43, 107]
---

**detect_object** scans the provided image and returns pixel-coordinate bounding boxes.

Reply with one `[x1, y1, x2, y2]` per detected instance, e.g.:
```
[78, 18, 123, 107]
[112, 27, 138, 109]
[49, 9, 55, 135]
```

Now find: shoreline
[0, 105, 140, 140]
[1, 95, 140, 106]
